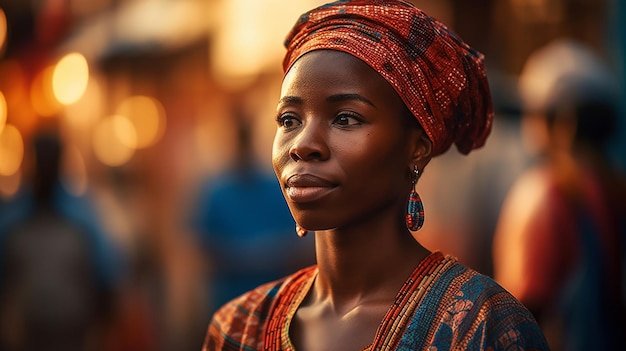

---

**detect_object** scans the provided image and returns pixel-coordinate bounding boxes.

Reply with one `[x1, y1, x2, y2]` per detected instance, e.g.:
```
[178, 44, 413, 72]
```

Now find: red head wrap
[283, 0, 493, 156]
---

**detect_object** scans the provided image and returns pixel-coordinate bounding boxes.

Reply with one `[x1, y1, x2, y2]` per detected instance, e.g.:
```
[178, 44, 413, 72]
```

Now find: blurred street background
[0, 0, 624, 350]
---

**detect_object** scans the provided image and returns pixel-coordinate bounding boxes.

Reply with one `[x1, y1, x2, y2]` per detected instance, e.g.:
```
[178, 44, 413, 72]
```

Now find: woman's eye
[334, 113, 361, 127]
[277, 115, 301, 129]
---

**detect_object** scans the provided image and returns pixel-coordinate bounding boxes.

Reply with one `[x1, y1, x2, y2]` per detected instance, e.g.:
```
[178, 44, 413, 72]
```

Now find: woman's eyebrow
[327, 93, 376, 107]
[277, 96, 303, 106]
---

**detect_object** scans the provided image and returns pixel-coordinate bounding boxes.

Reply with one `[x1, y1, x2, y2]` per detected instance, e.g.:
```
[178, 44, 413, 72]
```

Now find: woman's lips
[285, 174, 336, 203]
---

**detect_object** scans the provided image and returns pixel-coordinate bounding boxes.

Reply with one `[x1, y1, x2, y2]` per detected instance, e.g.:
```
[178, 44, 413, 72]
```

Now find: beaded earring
[295, 225, 308, 238]
[406, 165, 425, 231]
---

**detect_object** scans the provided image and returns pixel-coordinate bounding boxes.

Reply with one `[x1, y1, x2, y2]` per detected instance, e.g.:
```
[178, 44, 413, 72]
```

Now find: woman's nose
[289, 122, 330, 162]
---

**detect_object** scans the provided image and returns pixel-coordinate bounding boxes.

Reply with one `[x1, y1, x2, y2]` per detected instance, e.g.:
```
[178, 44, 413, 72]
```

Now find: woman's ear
[409, 128, 432, 171]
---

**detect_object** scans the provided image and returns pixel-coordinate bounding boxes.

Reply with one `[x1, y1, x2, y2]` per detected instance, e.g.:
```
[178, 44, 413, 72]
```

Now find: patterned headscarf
[283, 0, 493, 156]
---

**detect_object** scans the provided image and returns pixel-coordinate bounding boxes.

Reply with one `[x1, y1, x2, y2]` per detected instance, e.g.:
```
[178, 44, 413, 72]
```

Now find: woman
[203, 1, 549, 350]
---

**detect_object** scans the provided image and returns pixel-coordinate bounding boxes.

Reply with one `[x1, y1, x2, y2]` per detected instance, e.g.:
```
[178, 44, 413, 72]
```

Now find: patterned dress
[203, 252, 549, 350]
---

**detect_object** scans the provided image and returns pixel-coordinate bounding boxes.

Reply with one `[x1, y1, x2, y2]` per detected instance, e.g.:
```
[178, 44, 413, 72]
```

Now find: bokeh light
[115, 95, 166, 149]
[92, 115, 136, 167]
[0, 91, 6, 133]
[0, 8, 6, 55]
[0, 171, 21, 200]
[31, 65, 62, 117]
[0, 124, 24, 176]
[112, 114, 138, 150]
[64, 75, 103, 131]
[211, 0, 328, 90]
[52, 52, 89, 105]
[0, 60, 37, 134]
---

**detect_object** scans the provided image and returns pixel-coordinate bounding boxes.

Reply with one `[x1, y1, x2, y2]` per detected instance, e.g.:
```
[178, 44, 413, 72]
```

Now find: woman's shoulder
[417, 253, 512, 302]
[203, 265, 317, 351]
[411, 256, 549, 350]
[439, 258, 518, 302]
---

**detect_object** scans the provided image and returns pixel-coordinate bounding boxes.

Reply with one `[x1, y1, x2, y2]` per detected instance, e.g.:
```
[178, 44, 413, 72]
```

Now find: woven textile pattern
[202, 252, 549, 350]
[283, 0, 493, 156]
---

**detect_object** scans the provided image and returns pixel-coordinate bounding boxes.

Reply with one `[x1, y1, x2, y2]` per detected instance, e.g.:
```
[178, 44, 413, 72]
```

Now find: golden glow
[0, 171, 21, 200]
[92, 115, 136, 167]
[31, 65, 62, 117]
[0, 91, 6, 133]
[0, 124, 24, 176]
[64, 76, 103, 131]
[211, 0, 328, 90]
[112, 114, 138, 149]
[0, 61, 34, 133]
[0, 9, 6, 54]
[0, 59, 28, 113]
[116, 95, 166, 149]
[53, 52, 89, 105]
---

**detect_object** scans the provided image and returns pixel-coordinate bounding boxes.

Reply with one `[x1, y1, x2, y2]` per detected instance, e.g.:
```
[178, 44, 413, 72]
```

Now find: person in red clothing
[203, 1, 549, 350]
[493, 38, 625, 351]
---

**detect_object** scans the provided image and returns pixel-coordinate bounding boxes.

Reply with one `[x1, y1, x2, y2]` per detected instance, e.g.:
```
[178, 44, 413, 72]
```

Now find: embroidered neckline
[263, 251, 454, 351]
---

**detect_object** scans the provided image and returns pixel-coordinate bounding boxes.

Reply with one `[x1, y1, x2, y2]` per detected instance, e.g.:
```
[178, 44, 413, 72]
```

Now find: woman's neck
[311, 221, 430, 310]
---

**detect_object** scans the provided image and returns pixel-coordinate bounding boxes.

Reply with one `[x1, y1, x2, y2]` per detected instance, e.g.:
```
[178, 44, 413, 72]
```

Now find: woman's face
[272, 50, 420, 231]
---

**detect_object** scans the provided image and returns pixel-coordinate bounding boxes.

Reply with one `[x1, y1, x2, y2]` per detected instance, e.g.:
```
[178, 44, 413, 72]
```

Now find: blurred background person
[0, 125, 125, 351]
[189, 106, 316, 316]
[492, 38, 626, 351]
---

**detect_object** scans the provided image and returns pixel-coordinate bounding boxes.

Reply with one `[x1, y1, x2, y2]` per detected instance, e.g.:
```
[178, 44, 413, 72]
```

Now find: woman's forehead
[281, 50, 392, 98]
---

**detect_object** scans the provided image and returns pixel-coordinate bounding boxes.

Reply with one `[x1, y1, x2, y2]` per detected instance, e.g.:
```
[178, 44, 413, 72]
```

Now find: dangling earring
[295, 225, 308, 238]
[406, 165, 424, 231]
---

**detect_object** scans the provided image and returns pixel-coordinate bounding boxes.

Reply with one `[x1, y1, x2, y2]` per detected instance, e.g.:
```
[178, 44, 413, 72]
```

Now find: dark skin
[272, 50, 433, 351]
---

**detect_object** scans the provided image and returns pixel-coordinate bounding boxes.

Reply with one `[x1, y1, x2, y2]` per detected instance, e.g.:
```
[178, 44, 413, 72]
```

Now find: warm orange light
[0, 9, 6, 55]
[53, 52, 89, 105]
[0, 61, 38, 135]
[116, 95, 166, 149]
[211, 0, 329, 90]
[112, 114, 138, 149]
[0, 61, 27, 108]
[0, 124, 24, 176]
[0, 171, 21, 200]
[0, 91, 6, 133]
[92, 115, 136, 167]
[31, 65, 62, 117]
[64, 76, 103, 130]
